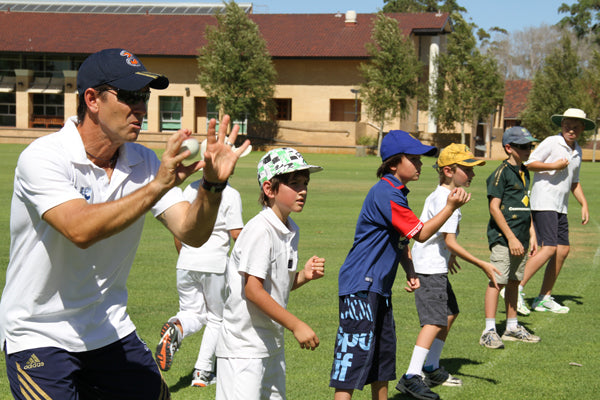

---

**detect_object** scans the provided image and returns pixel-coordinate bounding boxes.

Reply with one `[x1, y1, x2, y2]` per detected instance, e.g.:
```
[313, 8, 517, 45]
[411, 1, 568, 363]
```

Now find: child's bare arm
[529, 221, 538, 256]
[292, 255, 325, 290]
[398, 246, 420, 292]
[444, 232, 501, 289]
[526, 159, 568, 172]
[489, 197, 525, 256]
[412, 188, 470, 242]
[244, 274, 319, 350]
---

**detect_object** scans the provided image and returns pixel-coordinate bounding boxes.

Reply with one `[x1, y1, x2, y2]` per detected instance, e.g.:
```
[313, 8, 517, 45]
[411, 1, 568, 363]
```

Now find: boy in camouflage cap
[216, 147, 325, 399]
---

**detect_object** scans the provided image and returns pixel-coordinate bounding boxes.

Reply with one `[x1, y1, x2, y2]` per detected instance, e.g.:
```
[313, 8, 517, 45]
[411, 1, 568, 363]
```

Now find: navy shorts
[532, 211, 569, 246]
[5, 331, 169, 400]
[414, 273, 459, 327]
[330, 291, 396, 390]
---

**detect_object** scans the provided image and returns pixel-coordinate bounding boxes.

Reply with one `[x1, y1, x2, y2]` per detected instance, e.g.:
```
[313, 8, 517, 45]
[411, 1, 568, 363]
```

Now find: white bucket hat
[551, 108, 596, 131]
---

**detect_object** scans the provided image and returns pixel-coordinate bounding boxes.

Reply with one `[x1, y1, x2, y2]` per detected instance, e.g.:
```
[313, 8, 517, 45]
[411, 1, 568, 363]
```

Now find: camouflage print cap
[257, 147, 323, 186]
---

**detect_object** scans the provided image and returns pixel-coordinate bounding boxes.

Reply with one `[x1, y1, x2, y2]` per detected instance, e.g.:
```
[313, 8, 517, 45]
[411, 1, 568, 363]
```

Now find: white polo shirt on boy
[525, 134, 581, 214]
[411, 185, 461, 275]
[0, 117, 184, 354]
[216, 207, 299, 359]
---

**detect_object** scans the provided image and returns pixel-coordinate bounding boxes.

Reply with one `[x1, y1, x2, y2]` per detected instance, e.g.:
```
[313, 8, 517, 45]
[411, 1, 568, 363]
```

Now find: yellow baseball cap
[435, 143, 486, 168]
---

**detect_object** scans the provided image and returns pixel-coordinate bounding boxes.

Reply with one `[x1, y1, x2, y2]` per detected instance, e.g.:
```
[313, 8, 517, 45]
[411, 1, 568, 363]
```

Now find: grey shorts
[532, 211, 569, 247]
[414, 273, 459, 327]
[490, 244, 526, 284]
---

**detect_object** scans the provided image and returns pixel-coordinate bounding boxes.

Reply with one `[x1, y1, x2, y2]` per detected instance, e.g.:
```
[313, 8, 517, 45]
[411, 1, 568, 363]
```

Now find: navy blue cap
[77, 48, 169, 96]
[502, 126, 539, 146]
[380, 130, 437, 161]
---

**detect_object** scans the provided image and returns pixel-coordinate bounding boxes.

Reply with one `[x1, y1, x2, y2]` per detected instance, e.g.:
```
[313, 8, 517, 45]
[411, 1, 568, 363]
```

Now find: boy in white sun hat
[519, 108, 594, 314]
[215, 147, 325, 400]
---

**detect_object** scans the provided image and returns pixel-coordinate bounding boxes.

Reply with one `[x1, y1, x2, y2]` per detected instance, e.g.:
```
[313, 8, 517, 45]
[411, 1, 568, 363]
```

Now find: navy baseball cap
[502, 126, 539, 146]
[380, 130, 438, 161]
[77, 48, 169, 96]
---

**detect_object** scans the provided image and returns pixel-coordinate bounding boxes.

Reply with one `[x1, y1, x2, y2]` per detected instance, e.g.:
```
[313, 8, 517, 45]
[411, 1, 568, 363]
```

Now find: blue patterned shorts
[329, 291, 396, 390]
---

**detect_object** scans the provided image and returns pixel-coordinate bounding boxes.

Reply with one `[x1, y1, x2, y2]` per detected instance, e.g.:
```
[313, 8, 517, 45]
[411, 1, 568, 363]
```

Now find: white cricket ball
[179, 138, 200, 160]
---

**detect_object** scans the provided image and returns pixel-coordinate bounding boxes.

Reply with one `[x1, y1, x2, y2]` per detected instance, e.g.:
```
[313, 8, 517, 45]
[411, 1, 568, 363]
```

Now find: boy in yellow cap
[397, 144, 500, 400]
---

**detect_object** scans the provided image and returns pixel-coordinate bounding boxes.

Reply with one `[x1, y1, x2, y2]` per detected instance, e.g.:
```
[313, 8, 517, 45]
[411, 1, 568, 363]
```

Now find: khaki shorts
[490, 244, 527, 284]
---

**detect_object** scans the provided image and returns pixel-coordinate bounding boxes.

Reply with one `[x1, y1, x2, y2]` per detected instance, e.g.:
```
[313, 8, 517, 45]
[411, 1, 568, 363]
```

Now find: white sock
[506, 318, 518, 331]
[406, 345, 429, 377]
[485, 318, 496, 332]
[424, 339, 444, 372]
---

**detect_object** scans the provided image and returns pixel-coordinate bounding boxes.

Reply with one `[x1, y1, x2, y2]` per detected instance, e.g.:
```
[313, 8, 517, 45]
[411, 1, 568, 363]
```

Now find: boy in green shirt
[480, 127, 541, 349]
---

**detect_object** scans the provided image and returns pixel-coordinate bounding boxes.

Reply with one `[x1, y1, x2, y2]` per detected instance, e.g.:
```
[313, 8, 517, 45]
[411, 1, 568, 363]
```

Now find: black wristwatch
[201, 178, 228, 193]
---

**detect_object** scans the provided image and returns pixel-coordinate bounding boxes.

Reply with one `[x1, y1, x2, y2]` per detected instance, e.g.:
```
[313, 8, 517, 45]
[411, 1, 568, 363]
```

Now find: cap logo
[119, 50, 141, 67]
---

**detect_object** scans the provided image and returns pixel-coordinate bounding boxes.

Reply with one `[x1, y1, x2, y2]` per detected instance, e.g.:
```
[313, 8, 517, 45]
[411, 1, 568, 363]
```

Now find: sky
[69, 0, 577, 34]
[254, 0, 578, 33]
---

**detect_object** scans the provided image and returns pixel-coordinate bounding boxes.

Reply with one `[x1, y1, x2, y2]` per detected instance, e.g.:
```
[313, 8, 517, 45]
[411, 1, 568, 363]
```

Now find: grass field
[0, 143, 599, 399]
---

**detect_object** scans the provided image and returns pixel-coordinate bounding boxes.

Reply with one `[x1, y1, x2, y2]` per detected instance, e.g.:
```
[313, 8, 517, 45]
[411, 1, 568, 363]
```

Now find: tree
[197, 1, 276, 125]
[358, 12, 423, 150]
[520, 36, 586, 140]
[480, 24, 593, 80]
[383, 0, 465, 13]
[431, 14, 504, 144]
[558, 0, 600, 44]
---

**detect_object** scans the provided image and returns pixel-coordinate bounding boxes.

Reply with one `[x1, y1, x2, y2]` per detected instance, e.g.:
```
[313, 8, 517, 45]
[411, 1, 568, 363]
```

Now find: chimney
[345, 10, 357, 26]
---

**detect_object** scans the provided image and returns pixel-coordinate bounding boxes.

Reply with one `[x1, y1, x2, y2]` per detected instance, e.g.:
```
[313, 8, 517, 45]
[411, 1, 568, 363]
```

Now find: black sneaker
[396, 374, 440, 400]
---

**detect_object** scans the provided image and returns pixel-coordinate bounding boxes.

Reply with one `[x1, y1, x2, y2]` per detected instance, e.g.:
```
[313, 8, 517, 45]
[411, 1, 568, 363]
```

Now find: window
[31, 93, 64, 128]
[32, 93, 63, 117]
[330, 99, 360, 122]
[274, 98, 291, 120]
[0, 92, 15, 126]
[205, 100, 247, 133]
[160, 96, 182, 131]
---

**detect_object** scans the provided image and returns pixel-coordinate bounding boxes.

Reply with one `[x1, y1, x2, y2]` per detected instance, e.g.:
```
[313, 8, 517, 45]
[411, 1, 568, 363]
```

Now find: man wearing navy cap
[0, 48, 249, 399]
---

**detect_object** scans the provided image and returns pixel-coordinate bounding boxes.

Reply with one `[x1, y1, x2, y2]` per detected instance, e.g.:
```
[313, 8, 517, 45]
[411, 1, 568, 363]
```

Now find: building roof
[503, 80, 532, 119]
[0, 1, 253, 15]
[0, 10, 451, 58]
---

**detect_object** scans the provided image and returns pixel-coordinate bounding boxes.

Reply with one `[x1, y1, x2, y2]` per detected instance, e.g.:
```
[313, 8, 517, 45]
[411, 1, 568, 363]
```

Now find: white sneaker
[500, 287, 531, 315]
[517, 290, 531, 315]
[532, 295, 569, 313]
[501, 325, 541, 343]
[191, 369, 216, 387]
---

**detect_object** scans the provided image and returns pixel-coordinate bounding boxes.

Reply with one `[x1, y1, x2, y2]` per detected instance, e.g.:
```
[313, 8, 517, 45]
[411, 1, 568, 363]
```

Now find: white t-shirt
[0, 117, 184, 354]
[525, 134, 581, 214]
[176, 183, 244, 273]
[411, 185, 461, 275]
[216, 207, 299, 358]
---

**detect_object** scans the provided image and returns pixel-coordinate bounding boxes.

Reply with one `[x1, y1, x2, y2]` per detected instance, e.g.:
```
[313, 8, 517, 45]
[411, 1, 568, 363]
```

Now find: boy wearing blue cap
[0, 48, 249, 399]
[329, 131, 470, 400]
[480, 126, 541, 350]
[216, 148, 325, 400]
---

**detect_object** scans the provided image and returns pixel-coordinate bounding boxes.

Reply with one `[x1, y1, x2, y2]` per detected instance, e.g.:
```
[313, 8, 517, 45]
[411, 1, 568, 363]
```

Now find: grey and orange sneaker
[155, 321, 181, 371]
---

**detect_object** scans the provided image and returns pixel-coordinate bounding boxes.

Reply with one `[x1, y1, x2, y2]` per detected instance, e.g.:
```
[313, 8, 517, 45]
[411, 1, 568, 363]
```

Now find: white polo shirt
[411, 185, 461, 275]
[216, 207, 299, 358]
[176, 183, 244, 273]
[0, 117, 184, 354]
[525, 134, 581, 214]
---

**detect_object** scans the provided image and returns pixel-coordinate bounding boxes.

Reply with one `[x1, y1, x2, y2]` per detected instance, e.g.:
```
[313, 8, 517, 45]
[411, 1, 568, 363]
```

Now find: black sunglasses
[100, 87, 151, 105]
[510, 143, 533, 150]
